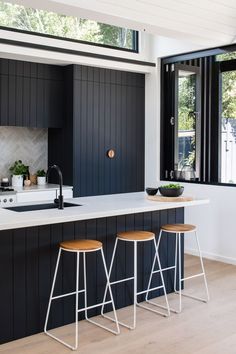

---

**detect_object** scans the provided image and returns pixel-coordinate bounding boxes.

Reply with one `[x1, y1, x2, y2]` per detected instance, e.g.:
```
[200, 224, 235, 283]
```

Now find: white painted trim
[185, 249, 236, 266]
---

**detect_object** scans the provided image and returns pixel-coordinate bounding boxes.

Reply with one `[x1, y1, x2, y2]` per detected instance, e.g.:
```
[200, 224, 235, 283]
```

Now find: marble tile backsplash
[0, 127, 48, 180]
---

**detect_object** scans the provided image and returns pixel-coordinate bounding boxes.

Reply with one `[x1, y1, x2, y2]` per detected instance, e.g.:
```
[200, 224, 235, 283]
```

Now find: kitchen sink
[5, 202, 81, 212]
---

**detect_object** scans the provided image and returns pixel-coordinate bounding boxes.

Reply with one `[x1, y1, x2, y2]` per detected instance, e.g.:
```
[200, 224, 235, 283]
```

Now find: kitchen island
[0, 192, 209, 344]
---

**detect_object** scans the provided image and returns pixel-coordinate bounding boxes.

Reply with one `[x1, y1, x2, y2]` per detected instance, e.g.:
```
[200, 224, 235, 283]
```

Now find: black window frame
[173, 63, 201, 179]
[0, 25, 139, 54]
[160, 43, 236, 187]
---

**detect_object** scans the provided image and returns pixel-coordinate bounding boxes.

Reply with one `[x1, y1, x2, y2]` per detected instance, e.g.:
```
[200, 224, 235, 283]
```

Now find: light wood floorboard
[1, 255, 236, 354]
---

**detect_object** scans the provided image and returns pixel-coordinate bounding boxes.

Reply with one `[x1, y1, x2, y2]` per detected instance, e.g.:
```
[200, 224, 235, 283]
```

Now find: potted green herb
[36, 169, 46, 185]
[9, 160, 28, 187]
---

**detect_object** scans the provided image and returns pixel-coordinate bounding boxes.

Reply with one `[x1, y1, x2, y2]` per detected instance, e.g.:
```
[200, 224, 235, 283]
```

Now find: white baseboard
[185, 248, 236, 266]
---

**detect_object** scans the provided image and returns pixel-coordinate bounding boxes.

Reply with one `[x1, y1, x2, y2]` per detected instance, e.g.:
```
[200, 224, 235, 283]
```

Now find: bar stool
[101, 231, 170, 330]
[44, 239, 120, 351]
[146, 224, 210, 314]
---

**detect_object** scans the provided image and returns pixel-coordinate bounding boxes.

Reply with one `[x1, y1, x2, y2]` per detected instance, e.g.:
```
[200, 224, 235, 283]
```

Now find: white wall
[183, 183, 236, 265]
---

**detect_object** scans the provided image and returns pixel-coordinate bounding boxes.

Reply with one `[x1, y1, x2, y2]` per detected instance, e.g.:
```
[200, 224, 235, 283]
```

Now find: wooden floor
[1, 255, 236, 354]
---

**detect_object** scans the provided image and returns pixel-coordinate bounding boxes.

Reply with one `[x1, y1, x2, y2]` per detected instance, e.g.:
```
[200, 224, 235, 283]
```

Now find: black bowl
[159, 186, 184, 197]
[145, 187, 158, 196]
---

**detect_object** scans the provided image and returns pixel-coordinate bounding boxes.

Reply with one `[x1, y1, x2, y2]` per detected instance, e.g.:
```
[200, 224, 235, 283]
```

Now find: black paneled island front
[0, 192, 208, 344]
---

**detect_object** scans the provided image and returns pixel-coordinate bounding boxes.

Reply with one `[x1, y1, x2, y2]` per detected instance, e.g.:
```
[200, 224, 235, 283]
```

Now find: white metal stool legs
[44, 247, 120, 351]
[138, 238, 170, 317]
[174, 230, 210, 307]
[101, 237, 170, 330]
[86, 248, 120, 334]
[146, 228, 210, 314]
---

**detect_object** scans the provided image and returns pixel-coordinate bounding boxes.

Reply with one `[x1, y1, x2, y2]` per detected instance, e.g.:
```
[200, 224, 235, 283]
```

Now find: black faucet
[46, 165, 64, 209]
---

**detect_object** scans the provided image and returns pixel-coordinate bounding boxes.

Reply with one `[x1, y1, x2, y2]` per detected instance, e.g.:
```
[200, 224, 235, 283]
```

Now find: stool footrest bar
[110, 276, 134, 285]
[77, 300, 112, 313]
[181, 273, 204, 281]
[153, 265, 176, 273]
[52, 289, 85, 300]
[137, 285, 164, 296]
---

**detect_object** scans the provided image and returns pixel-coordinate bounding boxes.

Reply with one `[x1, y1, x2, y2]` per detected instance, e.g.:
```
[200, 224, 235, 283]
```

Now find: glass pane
[220, 70, 236, 183]
[0, 0, 137, 50]
[216, 52, 236, 62]
[176, 70, 197, 176]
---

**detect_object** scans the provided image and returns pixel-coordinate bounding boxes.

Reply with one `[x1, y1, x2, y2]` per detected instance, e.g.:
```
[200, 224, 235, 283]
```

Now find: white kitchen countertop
[0, 192, 209, 231]
[14, 183, 73, 193]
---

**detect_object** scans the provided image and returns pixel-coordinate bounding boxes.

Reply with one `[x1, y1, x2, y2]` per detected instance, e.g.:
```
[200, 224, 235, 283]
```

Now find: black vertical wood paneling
[62, 222, 76, 326]
[85, 219, 97, 317]
[26, 227, 39, 335]
[0, 58, 64, 128]
[50, 224, 63, 329]
[151, 211, 161, 298]
[8, 74, 16, 126]
[115, 215, 126, 309]
[13, 228, 27, 340]
[0, 230, 13, 342]
[96, 218, 107, 308]
[159, 210, 169, 293]
[124, 214, 135, 306]
[0, 74, 8, 125]
[134, 213, 144, 301]
[16, 75, 23, 126]
[38, 225, 51, 330]
[74, 220, 87, 321]
[0, 208, 184, 344]
[23, 76, 30, 127]
[49, 65, 145, 197]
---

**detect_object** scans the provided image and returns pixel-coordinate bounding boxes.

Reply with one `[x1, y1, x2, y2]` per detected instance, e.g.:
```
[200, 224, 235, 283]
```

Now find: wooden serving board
[147, 195, 194, 202]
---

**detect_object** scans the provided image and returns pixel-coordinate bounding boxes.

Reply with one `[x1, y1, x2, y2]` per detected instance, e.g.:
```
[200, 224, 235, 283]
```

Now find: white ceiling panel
[8, 0, 236, 46]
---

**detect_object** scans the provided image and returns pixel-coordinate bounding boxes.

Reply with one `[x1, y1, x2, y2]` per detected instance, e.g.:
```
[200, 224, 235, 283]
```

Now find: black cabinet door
[73, 69, 145, 197]
[0, 59, 63, 128]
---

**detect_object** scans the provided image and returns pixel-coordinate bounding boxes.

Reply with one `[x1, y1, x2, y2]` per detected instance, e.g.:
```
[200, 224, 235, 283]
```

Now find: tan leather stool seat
[161, 224, 196, 233]
[117, 230, 155, 241]
[60, 239, 102, 251]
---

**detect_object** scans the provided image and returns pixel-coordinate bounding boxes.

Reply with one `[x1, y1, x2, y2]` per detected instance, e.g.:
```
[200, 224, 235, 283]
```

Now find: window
[216, 52, 236, 62]
[174, 64, 201, 180]
[161, 47, 236, 186]
[0, 0, 138, 52]
[219, 61, 236, 184]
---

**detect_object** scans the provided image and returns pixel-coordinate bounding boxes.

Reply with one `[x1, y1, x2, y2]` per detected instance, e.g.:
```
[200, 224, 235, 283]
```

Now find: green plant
[9, 160, 28, 176]
[160, 183, 183, 189]
[36, 169, 46, 177]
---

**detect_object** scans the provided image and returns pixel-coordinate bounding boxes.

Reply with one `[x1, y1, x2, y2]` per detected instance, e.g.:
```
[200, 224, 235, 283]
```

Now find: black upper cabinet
[48, 65, 145, 197]
[0, 59, 64, 128]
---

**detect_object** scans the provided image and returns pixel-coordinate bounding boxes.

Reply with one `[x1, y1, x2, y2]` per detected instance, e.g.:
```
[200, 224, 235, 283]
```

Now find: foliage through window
[220, 66, 236, 183]
[174, 65, 201, 181]
[216, 52, 236, 62]
[0, 0, 137, 51]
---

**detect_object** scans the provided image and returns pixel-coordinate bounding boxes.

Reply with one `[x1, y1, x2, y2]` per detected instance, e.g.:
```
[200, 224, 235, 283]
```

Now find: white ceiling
[9, 0, 236, 47]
